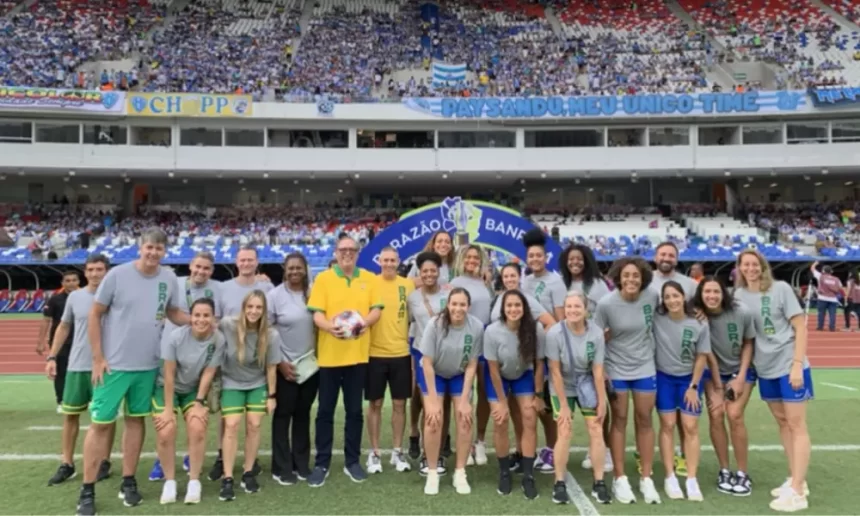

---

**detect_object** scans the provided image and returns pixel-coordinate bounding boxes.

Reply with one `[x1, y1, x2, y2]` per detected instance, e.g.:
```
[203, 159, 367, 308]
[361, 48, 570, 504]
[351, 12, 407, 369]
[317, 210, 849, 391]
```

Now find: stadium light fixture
[68, 170, 75, 177]
[271, 188, 277, 193]
[0, 175, 5, 181]
[263, 172, 270, 179]
[63, 177, 70, 183]
[182, 179, 188, 184]
[294, 179, 299, 184]
[769, 183, 778, 188]
[309, 172, 315, 179]
[770, 170, 777, 177]
[803, 175, 810, 181]
[743, 183, 750, 188]
[846, 181, 854, 186]
[574, 179, 580, 184]
[540, 172, 547, 179]
[104, 184, 111, 189]
[238, 179, 244, 184]
[305, 189, 311, 193]
[687, 178, 694, 183]
[81, 184, 89, 189]
[17, 170, 24, 176]
[552, 188, 557, 193]
[354, 173, 360, 179]
[442, 173, 448, 179]
[168, 172, 175, 178]
[822, 169, 829, 175]
[124, 178, 130, 183]
[521, 188, 526, 192]
[587, 188, 594, 192]
[814, 182, 823, 186]
[723, 170, 731, 177]
[338, 189, 343, 193]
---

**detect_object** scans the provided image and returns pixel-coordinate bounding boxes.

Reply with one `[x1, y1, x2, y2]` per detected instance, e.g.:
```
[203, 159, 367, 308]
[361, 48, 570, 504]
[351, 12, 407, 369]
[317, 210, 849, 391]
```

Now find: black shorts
[366, 356, 413, 401]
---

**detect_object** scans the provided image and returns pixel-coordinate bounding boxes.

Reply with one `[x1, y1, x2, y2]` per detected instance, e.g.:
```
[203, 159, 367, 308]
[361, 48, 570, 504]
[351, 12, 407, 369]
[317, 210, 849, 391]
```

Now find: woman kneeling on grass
[417, 287, 483, 496]
[218, 290, 282, 501]
[653, 281, 710, 502]
[153, 298, 225, 505]
[546, 291, 611, 505]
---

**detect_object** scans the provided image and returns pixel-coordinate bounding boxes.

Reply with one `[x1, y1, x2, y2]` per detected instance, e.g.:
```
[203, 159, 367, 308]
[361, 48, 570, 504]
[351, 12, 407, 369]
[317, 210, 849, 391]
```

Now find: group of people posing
[39, 227, 814, 515]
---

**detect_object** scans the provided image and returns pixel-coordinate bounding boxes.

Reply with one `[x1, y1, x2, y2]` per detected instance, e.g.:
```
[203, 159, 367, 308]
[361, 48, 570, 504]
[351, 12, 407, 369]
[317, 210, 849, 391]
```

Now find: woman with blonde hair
[217, 290, 282, 502]
[733, 249, 812, 513]
[409, 231, 455, 286]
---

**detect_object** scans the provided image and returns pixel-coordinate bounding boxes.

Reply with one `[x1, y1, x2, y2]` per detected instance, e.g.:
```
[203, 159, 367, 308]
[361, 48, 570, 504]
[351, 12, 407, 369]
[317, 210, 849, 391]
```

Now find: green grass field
[0, 371, 859, 515]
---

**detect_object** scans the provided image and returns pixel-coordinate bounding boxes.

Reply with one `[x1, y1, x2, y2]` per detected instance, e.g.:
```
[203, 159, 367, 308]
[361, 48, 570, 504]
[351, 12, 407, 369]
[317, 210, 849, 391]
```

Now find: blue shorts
[702, 367, 758, 385]
[656, 372, 704, 417]
[416, 366, 465, 397]
[483, 363, 534, 402]
[759, 368, 814, 403]
[611, 375, 657, 393]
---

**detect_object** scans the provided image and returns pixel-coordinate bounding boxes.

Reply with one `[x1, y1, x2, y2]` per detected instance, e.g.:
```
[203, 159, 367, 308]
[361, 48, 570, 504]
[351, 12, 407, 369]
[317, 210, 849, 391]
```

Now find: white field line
[564, 471, 600, 516]
[4, 444, 860, 462]
[821, 382, 859, 392]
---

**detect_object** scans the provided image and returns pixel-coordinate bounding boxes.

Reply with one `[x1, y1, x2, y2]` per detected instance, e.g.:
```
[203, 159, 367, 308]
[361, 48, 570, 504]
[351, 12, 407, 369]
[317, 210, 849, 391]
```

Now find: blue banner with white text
[807, 87, 860, 108]
[403, 90, 810, 119]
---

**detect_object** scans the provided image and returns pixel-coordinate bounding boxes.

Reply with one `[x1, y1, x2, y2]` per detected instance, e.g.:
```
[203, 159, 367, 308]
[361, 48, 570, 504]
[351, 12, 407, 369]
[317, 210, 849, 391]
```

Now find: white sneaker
[613, 475, 637, 504]
[184, 479, 202, 504]
[366, 452, 383, 474]
[664, 475, 684, 500]
[390, 450, 411, 472]
[424, 471, 440, 495]
[56, 405, 63, 415]
[466, 447, 476, 466]
[770, 489, 809, 512]
[603, 451, 614, 473]
[160, 479, 177, 504]
[640, 477, 662, 504]
[770, 478, 810, 498]
[473, 441, 488, 466]
[581, 454, 593, 470]
[686, 478, 704, 502]
[452, 468, 471, 494]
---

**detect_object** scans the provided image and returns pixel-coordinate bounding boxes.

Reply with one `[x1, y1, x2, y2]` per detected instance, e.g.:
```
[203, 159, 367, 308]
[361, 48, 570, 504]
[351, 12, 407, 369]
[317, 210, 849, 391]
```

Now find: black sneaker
[717, 469, 734, 494]
[497, 470, 512, 495]
[442, 434, 452, 458]
[272, 470, 297, 485]
[552, 480, 569, 504]
[251, 459, 262, 477]
[219, 477, 235, 501]
[48, 463, 76, 486]
[418, 455, 429, 476]
[241, 471, 260, 493]
[96, 460, 111, 482]
[509, 452, 523, 474]
[76, 487, 96, 516]
[436, 457, 447, 476]
[118, 477, 142, 507]
[307, 466, 329, 487]
[592, 480, 611, 504]
[408, 435, 421, 460]
[208, 457, 224, 481]
[732, 472, 752, 496]
[522, 475, 538, 500]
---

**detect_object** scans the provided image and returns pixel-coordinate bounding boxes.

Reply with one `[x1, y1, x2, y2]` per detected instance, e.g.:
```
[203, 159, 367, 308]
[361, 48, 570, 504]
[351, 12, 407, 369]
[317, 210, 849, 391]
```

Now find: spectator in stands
[810, 261, 842, 332]
[690, 263, 704, 283]
[37, 270, 80, 411]
[734, 249, 811, 513]
[307, 236, 383, 486]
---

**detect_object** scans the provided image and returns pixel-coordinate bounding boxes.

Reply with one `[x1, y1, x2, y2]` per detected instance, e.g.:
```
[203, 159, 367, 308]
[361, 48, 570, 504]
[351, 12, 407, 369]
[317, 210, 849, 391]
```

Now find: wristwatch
[688, 383, 698, 391]
[268, 393, 277, 399]
[46, 355, 56, 363]
[195, 398, 206, 406]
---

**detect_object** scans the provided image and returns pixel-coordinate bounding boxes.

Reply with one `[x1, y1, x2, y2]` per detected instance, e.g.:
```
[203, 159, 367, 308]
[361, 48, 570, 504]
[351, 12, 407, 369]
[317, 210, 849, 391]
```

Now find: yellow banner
[127, 93, 253, 117]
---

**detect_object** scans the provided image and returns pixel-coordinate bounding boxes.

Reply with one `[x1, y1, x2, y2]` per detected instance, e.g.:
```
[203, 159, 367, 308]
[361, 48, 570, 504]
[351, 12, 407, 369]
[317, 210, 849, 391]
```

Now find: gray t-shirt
[522, 272, 566, 316]
[267, 285, 314, 362]
[219, 278, 274, 318]
[408, 288, 448, 346]
[450, 275, 492, 325]
[95, 262, 181, 371]
[158, 325, 226, 394]
[409, 262, 452, 285]
[545, 323, 605, 397]
[161, 276, 222, 348]
[734, 281, 807, 379]
[61, 288, 96, 372]
[653, 313, 711, 377]
[490, 291, 548, 323]
[707, 304, 756, 376]
[482, 321, 546, 380]
[593, 289, 659, 381]
[650, 271, 698, 301]
[219, 317, 283, 390]
[568, 278, 613, 314]
[418, 313, 484, 378]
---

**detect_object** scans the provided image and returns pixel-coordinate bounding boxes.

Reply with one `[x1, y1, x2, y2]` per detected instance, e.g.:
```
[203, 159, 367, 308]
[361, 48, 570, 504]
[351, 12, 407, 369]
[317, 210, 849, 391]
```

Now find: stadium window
[437, 131, 516, 148]
[130, 127, 172, 146]
[698, 126, 739, 146]
[225, 129, 264, 147]
[180, 127, 223, 147]
[356, 130, 433, 149]
[266, 129, 348, 148]
[0, 121, 32, 143]
[648, 127, 690, 147]
[831, 121, 860, 143]
[35, 124, 80, 144]
[786, 122, 828, 145]
[607, 127, 645, 147]
[523, 129, 604, 148]
[83, 125, 127, 145]
[741, 124, 782, 145]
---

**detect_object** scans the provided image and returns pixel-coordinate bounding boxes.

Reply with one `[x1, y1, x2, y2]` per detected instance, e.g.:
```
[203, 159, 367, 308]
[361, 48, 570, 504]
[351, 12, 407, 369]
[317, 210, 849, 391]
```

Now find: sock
[497, 455, 510, 473]
[218, 449, 223, 459]
[521, 456, 535, 477]
[393, 447, 401, 453]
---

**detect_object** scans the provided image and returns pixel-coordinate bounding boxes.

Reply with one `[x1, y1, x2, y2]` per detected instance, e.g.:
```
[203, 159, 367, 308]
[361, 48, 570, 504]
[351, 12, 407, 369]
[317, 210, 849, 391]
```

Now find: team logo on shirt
[760, 296, 776, 335]
[203, 342, 216, 367]
[460, 334, 473, 368]
[156, 282, 168, 321]
[397, 286, 407, 322]
[534, 281, 546, 301]
[680, 328, 695, 363]
[727, 322, 741, 357]
[642, 303, 654, 335]
[585, 341, 595, 368]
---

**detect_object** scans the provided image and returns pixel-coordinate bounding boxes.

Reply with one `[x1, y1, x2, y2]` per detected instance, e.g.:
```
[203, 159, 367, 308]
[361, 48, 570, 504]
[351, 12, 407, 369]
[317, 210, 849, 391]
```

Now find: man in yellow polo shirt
[365, 247, 414, 475]
[307, 236, 382, 487]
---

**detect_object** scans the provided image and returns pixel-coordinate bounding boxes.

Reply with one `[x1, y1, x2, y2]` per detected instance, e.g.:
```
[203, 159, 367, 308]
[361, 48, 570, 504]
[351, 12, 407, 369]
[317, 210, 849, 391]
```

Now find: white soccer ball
[333, 310, 365, 339]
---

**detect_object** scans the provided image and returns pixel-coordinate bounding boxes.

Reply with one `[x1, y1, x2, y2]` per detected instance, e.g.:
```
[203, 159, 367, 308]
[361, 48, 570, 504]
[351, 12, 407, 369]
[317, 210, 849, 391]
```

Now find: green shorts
[152, 386, 198, 415]
[61, 371, 93, 415]
[89, 369, 158, 424]
[221, 386, 267, 417]
[551, 395, 597, 419]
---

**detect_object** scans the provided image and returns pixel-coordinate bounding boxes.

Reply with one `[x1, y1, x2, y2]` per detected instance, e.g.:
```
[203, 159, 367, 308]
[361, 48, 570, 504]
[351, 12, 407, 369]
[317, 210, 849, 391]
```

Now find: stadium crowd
[3, 0, 860, 97]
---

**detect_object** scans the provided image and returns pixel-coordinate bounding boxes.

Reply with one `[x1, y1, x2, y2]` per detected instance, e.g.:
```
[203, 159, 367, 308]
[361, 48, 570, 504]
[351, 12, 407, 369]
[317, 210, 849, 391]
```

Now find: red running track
[0, 315, 858, 375]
